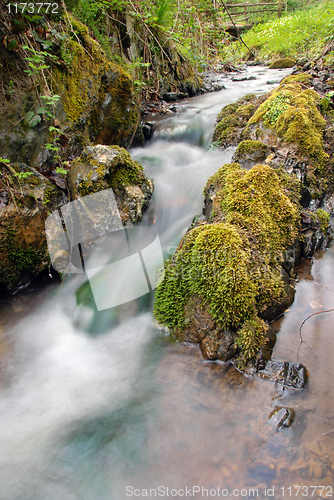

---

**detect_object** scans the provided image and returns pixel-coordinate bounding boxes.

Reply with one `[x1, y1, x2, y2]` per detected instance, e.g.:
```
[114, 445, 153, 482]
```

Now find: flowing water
[1, 66, 334, 500]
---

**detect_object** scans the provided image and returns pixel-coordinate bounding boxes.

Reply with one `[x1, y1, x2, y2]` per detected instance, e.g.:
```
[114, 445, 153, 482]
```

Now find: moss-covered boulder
[0, 16, 140, 170]
[0, 163, 66, 292]
[247, 80, 328, 164]
[154, 163, 301, 365]
[232, 140, 270, 168]
[269, 58, 296, 69]
[212, 94, 266, 148]
[52, 18, 140, 151]
[68, 145, 153, 225]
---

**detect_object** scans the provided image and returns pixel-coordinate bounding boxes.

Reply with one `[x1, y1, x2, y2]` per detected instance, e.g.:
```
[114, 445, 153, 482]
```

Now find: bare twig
[127, 0, 173, 64]
[305, 278, 334, 295]
[297, 308, 334, 361]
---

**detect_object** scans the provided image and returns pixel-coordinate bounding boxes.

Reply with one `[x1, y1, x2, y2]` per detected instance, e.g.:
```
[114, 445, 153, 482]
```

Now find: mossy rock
[52, 22, 139, 149]
[0, 164, 66, 292]
[68, 145, 153, 225]
[269, 58, 295, 69]
[247, 81, 328, 164]
[212, 94, 264, 148]
[154, 163, 300, 362]
[232, 140, 270, 168]
[281, 73, 312, 85]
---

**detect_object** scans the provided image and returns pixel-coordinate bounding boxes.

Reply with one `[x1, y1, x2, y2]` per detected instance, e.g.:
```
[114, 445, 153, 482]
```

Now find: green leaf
[37, 107, 48, 114]
[8, 39, 20, 51]
[24, 111, 35, 125]
[27, 114, 42, 128]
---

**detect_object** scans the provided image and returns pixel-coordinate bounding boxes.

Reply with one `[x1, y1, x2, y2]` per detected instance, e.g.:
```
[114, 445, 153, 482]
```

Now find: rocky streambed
[0, 65, 334, 499]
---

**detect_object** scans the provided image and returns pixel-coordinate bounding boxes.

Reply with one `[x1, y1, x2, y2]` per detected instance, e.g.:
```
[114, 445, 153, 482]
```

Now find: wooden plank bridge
[222, 0, 288, 37]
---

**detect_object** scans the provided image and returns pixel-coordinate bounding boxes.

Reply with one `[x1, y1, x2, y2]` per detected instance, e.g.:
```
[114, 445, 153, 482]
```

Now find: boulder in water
[68, 145, 153, 226]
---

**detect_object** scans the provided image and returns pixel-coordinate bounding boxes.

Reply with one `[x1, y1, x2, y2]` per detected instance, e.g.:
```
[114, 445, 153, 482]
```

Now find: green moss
[52, 22, 138, 146]
[212, 95, 259, 147]
[315, 208, 330, 233]
[154, 163, 300, 333]
[236, 316, 267, 361]
[5, 227, 43, 282]
[154, 222, 257, 331]
[269, 58, 295, 69]
[216, 102, 239, 123]
[234, 139, 268, 158]
[74, 146, 145, 197]
[237, 103, 256, 118]
[281, 73, 312, 85]
[248, 82, 328, 164]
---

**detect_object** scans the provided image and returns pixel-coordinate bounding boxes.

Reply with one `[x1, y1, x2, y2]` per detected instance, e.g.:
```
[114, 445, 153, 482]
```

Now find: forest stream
[0, 66, 334, 500]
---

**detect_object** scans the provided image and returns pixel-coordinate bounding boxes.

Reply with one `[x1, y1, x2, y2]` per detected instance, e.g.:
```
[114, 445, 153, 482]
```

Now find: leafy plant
[14, 172, 33, 181]
[321, 91, 334, 113]
[22, 45, 50, 77]
[45, 143, 60, 152]
[55, 166, 68, 176]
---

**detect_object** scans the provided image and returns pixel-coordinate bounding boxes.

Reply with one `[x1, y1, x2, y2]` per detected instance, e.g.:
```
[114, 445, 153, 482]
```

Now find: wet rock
[324, 193, 334, 216]
[142, 121, 155, 142]
[256, 326, 277, 362]
[257, 360, 308, 390]
[268, 406, 295, 429]
[282, 239, 302, 275]
[312, 78, 326, 92]
[178, 295, 238, 361]
[0, 164, 66, 292]
[200, 328, 237, 361]
[182, 295, 215, 343]
[162, 92, 188, 102]
[203, 82, 226, 92]
[297, 57, 308, 67]
[302, 61, 312, 71]
[231, 75, 256, 82]
[0, 191, 9, 208]
[319, 71, 330, 82]
[68, 145, 153, 226]
[300, 209, 331, 258]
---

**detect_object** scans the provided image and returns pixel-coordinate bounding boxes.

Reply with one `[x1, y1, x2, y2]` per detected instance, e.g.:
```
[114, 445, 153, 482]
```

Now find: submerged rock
[68, 145, 153, 226]
[257, 361, 308, 390]
[268, 406, 295, 429]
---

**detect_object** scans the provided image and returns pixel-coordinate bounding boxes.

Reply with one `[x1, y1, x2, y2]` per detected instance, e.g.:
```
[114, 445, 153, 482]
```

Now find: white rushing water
[5, 66, 333, 500]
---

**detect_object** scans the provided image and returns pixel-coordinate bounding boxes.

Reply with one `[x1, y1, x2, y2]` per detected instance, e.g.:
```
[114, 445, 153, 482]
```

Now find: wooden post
[278, 0, 282, 17]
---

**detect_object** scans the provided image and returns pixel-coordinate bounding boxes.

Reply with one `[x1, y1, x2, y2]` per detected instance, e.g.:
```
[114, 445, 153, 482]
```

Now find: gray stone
[268, 406, 295, 429]
[257, 360, 308, 390]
